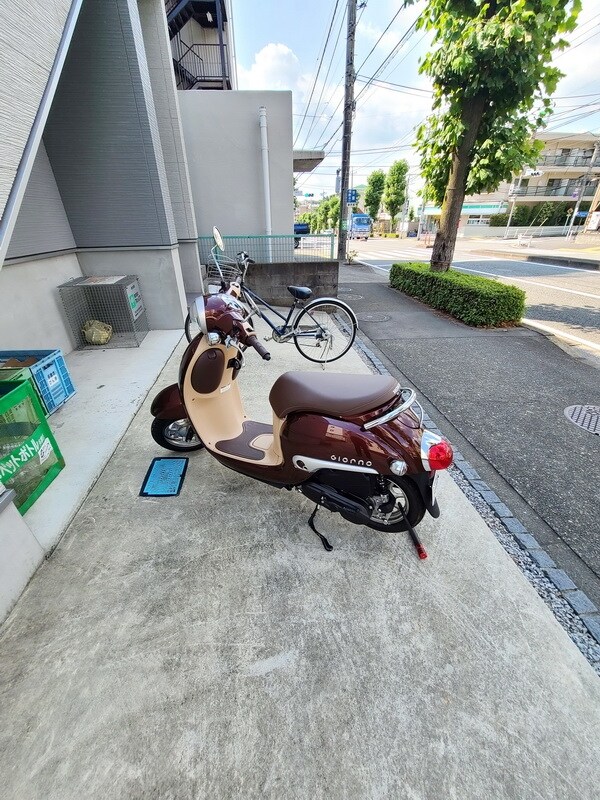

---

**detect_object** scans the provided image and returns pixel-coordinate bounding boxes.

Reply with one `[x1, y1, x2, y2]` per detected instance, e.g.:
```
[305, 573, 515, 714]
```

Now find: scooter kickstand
[308, 504, 333, 552]
[399, 507, 428, 560]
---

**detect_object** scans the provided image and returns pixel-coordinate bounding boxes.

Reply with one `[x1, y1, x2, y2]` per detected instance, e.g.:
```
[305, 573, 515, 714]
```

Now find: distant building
[423, 131, 600, 229]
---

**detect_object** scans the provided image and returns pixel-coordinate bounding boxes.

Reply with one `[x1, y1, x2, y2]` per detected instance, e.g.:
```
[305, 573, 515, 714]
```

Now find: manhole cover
[564, 405, 600, 435]
[357, 312, 391, 323]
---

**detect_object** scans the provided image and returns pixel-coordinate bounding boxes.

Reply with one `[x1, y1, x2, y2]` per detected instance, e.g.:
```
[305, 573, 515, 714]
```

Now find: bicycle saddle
[287, 286, 312, 300]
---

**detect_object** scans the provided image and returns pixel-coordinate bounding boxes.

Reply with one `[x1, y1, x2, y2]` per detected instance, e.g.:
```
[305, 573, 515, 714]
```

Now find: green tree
[328, 195, 341, 230]
[383, 160, 409, 229]
[364, 170, 386, 220]
[407, 0, 581, 271]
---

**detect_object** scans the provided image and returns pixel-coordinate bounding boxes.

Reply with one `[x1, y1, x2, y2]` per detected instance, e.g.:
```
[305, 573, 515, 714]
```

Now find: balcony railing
[537, 155, 600, 168]
[172, 39, 230, 88]
[512, 183, 596, 198]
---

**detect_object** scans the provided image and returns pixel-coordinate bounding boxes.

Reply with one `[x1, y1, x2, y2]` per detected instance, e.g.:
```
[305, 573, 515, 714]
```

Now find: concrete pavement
[341, 261, 600, 606]
[1, 317, 600, 798]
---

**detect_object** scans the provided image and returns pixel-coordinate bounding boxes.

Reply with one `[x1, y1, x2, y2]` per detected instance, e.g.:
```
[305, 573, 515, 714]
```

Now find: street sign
[346, 189, 358, 204]
[575, 210, 588, 218]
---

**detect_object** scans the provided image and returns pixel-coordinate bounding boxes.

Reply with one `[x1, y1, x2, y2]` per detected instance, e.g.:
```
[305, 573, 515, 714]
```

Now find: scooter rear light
[427, 441, 453, 471]
[421, 431, 453, 471]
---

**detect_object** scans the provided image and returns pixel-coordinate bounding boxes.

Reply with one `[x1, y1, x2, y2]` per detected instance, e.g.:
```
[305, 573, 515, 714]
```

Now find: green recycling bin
[0, 381, 65, 513]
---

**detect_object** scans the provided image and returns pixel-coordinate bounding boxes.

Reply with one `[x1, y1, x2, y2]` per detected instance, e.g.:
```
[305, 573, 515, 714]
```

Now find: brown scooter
[150, 292, 453, 557]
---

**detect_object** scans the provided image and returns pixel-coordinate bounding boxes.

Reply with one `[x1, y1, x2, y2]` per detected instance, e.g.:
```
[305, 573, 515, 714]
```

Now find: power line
[299, 2, 368, 150]
[354, 6, 404, 74]
[356, 76, 432, 95]
[314, 20, 418, 151]
[293, 0, 341, 147]
[300, 3, 348, 150]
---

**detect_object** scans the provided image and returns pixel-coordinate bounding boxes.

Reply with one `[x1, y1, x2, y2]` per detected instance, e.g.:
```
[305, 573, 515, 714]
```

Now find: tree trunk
[430, 95, 487, 272]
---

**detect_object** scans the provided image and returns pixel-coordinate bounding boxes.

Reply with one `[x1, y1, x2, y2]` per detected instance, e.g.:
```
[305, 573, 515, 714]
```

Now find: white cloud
[237, 43, 301, 91]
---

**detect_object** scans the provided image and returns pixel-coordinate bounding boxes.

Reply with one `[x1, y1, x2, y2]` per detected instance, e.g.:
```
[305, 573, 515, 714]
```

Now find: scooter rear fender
[282, 410, 425, 476]
[150, 383, 187, 420]
[282, 411, 440, 516]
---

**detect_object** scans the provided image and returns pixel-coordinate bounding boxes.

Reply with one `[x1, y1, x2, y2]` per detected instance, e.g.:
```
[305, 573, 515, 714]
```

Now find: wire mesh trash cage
[0, 381, 64, 513]
[58, 276, 149, 349]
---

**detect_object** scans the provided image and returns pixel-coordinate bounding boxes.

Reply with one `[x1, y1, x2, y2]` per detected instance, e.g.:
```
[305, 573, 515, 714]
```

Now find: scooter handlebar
[247, 334, 271, 361]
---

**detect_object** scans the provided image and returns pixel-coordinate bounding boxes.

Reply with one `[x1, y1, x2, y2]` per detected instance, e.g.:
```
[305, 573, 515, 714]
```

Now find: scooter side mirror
[213, 226, 224, 251]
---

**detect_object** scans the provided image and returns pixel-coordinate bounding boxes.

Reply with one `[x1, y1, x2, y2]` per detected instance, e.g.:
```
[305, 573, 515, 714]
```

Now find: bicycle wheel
[292, 299, 357, 363]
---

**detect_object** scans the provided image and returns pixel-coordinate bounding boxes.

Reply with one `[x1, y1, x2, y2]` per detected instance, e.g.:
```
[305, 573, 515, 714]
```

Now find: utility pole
[337, 0, 357, 262]
[567, 141, 599, 240]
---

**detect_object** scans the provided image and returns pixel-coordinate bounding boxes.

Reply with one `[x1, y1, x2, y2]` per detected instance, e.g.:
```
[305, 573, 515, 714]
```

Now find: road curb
[350, 327, 600, 673]
[520, 319, 600, 360]
[473, 249, 600, 270]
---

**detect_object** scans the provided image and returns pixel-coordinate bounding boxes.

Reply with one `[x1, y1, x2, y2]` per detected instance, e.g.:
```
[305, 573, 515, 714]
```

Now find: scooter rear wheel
[151, 418, 204, 452]
[342, 476, 425, 533]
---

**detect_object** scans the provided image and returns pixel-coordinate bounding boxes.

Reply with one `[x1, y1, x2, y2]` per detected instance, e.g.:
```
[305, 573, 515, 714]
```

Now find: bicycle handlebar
[236, 251, 255, 266]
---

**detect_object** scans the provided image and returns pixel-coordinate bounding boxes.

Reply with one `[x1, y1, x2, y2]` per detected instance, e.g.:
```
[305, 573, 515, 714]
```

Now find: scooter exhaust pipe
[301, 481, 371, 520]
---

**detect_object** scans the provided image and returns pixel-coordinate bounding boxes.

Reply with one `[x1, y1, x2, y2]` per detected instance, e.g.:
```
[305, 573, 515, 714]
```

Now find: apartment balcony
[512, 183, 597, 200]
[537, 154, 600, 168]
[172, 40, 231, 89]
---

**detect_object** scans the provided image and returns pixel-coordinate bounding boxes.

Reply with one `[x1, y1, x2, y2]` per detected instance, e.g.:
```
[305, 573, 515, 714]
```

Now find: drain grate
[564, 405, 600, 435]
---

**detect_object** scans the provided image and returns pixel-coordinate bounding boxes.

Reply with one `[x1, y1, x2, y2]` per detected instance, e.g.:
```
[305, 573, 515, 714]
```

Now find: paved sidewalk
[1, 320, 600, 799]
[342, 262, 600, 607]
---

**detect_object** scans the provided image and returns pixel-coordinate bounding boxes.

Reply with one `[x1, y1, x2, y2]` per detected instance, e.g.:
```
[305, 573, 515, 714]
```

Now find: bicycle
[185, 228, 358, 365]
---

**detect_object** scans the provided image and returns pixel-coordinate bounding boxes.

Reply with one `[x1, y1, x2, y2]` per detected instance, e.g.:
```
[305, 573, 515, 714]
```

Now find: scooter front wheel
[343, 476, 425, 532]
[151, 418, 204, 452]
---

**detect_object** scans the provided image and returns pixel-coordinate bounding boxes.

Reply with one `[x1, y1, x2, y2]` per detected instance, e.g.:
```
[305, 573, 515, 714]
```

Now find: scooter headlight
[190, 296, 208, 335]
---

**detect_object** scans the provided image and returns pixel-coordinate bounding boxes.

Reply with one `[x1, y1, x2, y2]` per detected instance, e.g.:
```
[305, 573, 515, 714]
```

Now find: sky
[230, 0, 600, 207]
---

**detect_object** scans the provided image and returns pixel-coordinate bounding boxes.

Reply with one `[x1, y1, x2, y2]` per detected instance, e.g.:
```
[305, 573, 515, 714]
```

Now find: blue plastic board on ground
[140, 457, 188, 497]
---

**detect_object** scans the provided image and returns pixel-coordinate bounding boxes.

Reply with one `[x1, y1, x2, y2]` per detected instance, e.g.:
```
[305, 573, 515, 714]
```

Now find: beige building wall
[179, 90, 294, 237]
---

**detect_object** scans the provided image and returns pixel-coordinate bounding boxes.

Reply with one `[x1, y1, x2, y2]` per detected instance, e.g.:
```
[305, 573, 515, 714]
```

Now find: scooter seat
[269, 371, 400, 419]
[287, 286, 312, 301]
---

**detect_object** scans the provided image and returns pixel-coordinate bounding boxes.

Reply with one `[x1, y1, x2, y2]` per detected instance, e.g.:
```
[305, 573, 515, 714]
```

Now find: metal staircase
[165, 0, 230, 89]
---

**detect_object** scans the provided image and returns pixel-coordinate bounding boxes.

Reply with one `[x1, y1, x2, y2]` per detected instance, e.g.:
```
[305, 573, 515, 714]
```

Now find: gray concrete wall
[179, 90, 294, 237]
[77, 248, 187, 330]
[6, 142, 76, 259]
[43, 0, 177, 248]
[0, 253, 83, 352]
[137, 0, 202, 292]
[0, 0, 73, 220]
[245, 260, 338, 306]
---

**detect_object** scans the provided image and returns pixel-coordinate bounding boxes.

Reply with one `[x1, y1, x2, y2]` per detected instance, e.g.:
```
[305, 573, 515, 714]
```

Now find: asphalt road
[339, 256, 600, 609]
[354, 239, 600, 355]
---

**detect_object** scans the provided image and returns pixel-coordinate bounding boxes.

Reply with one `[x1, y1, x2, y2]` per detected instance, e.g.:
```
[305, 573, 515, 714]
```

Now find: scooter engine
[300, 470, 376, 523]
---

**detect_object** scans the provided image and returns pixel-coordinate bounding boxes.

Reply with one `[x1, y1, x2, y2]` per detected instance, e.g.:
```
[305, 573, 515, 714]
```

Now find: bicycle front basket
[206, 252, 241, 290]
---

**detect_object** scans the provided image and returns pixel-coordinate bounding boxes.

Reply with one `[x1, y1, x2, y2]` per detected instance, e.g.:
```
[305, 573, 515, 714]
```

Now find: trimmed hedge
[389, 262, 525, 327]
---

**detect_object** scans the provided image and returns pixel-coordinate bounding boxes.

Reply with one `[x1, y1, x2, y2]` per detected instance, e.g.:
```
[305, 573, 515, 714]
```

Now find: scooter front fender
[150, 383, 187, 420]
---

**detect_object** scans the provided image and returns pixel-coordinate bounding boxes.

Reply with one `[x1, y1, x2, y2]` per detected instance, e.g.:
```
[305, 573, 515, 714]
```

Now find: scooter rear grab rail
[362, 388, 421, 430]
